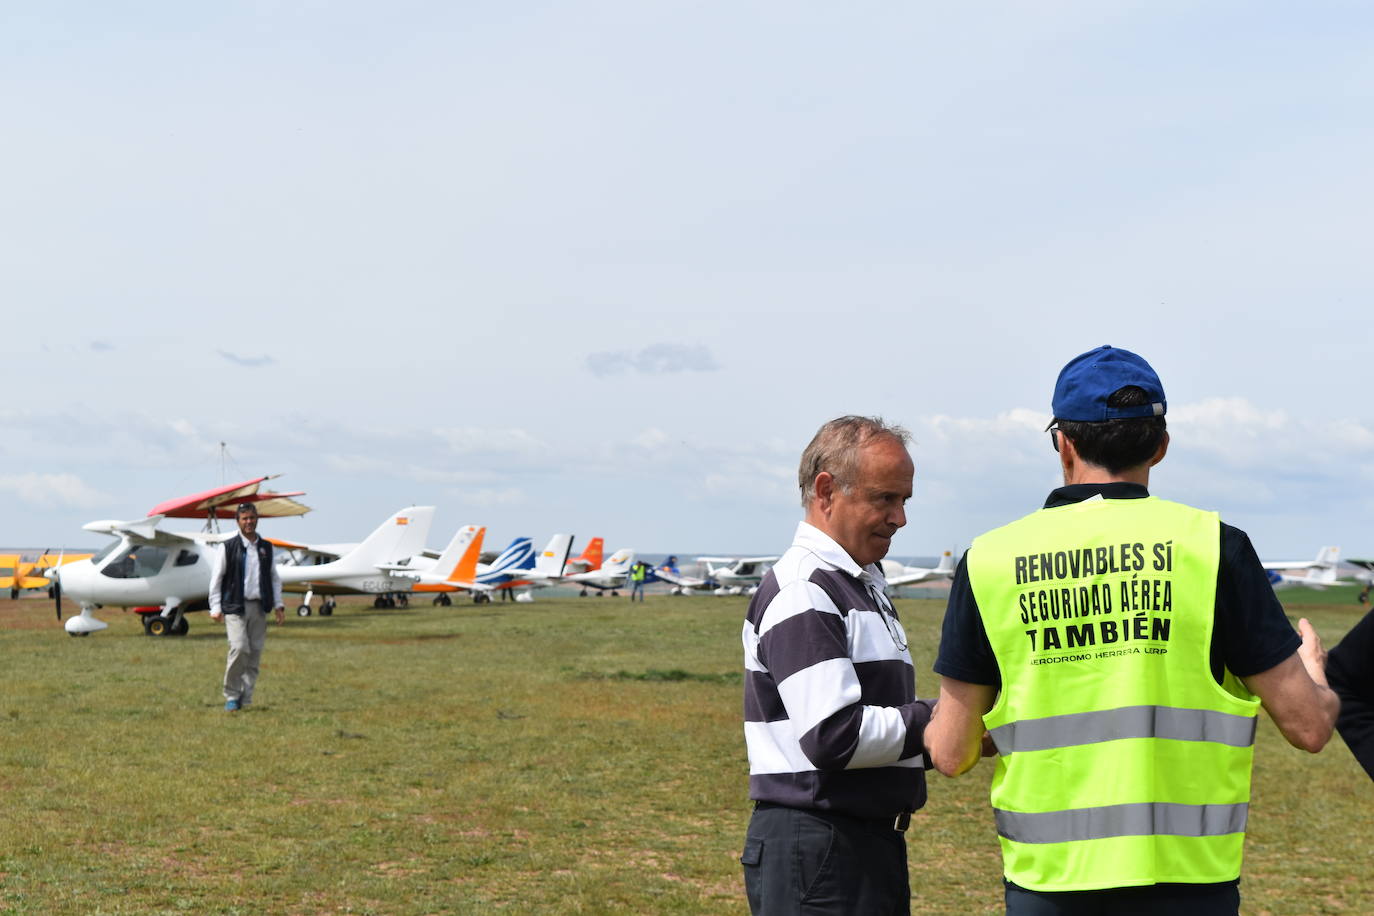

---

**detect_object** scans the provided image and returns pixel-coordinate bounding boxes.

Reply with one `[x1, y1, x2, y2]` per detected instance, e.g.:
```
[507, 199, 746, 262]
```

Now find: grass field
[1, 589, 1371, 914]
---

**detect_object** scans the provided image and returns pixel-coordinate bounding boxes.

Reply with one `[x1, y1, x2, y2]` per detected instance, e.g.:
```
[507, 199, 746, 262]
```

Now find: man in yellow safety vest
[924, 345, 1339, 915]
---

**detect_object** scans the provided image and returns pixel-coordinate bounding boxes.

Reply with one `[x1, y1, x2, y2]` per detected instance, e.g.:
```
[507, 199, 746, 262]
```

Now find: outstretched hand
[1296, 617, 1329, 686]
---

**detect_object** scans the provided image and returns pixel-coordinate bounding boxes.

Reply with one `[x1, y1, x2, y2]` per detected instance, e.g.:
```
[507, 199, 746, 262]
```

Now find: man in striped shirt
[741, 415, 935, 915]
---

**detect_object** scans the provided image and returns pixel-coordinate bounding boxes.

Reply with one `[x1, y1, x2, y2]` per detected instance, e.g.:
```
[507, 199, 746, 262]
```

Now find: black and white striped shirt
[743, 522, 932, 819]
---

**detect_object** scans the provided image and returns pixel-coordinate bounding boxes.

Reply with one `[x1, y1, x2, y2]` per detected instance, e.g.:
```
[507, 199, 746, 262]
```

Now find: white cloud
[217, 350, 275, 368]
[587, 343, 721, 377]
[0, 472, 109, 509]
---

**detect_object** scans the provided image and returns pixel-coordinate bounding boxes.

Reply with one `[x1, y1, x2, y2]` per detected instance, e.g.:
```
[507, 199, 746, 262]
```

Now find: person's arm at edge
[271, 551, 285, 623]
[1242, 618, 1339, 753]
[926, 677, 997, 776]
[207, 544, 224, 620]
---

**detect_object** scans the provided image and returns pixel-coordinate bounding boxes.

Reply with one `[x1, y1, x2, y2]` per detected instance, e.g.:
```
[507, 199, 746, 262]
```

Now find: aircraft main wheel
[320, 601, 334, 616]
[146, 617, 170, 637]
[172, 617, 189, 636]
[373, 596, 385, 609]
[297, 605, 312, 617]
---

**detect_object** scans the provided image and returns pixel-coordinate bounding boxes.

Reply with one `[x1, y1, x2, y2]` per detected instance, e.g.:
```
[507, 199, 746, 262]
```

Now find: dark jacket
[219, 536, 276, 617]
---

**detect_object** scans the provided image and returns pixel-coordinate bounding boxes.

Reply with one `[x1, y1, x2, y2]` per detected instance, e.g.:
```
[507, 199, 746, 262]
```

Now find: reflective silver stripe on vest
[990, 705, 1256, 756]
[995, 802, 1249, 844]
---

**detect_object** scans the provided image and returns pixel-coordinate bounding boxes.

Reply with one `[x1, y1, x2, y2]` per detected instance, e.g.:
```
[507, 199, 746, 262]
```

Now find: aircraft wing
[887, 569, 954, 588]
[652, 567, 707, 588]
[1346, 559, 1374, 572]
[82, 515, 235, 548]
[147, 474, 311, 519]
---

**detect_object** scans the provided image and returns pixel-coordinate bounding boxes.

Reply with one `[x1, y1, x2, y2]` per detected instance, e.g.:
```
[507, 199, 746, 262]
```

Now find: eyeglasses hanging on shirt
[866, 580, 908, 653]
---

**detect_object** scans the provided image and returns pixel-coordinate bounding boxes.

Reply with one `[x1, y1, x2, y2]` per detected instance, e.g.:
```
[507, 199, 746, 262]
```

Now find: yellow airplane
[2, 553, 92, 600]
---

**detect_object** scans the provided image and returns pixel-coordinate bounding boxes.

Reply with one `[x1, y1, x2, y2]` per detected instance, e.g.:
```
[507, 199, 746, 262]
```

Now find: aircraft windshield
[90, 541, 120, 566]
[100, 545, 170, 579]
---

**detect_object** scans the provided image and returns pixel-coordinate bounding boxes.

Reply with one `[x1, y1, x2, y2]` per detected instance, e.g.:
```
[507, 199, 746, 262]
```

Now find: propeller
[51, 548, 64, 621]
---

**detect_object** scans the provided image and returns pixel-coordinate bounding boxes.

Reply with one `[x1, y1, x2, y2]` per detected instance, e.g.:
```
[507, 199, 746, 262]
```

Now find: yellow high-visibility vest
[967, 496, 1258, 891]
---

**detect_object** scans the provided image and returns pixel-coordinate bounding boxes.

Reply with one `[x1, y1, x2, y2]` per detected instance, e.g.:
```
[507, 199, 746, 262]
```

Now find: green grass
[1, 590, 1371, 914]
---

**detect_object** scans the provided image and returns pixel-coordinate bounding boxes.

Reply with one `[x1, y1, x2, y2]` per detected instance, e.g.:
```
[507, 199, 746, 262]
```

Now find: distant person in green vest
[630, 560, 647, 602]
[924, 345, 1339, 915]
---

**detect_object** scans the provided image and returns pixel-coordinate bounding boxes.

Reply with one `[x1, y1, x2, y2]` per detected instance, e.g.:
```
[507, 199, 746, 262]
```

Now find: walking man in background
[629, 560, 648, 601]
[925, 345, 1339, 914]
[741, 416, 934, 914]
[209, 503, 285, 711]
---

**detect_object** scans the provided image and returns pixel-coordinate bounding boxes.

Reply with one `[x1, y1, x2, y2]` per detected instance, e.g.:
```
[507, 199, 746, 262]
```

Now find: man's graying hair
[798, 416, 911, 508]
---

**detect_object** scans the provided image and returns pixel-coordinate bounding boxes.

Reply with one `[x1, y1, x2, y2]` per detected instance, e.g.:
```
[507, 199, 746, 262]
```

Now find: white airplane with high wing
[565, 548, 636, 596]
[55, 506, 435, 636]
[1262, 546, 1345, 590]
[698, 556, 778, 595]
[881, 551, 956, 590]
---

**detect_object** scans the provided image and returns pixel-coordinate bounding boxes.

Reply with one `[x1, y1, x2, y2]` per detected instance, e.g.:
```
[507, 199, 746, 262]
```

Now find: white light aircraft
[482, 534, 577, 602]
[881, 551, 956, 591]
[653, 556, 713, 595]
[698, 556, 778, 595]
[1262, 547, 1346, 590]
[393, 524, 489, 603]
[55, 506, 435, 636]
[566, 548, 637, 596]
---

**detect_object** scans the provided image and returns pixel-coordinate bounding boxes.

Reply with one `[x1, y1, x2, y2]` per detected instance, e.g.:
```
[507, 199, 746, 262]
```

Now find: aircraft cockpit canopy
[99, 544, 171, 579]
[90, 541, 121, 566]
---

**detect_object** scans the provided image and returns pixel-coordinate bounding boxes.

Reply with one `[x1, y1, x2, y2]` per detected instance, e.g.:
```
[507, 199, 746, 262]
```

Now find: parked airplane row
[35, 475, 1365, 639]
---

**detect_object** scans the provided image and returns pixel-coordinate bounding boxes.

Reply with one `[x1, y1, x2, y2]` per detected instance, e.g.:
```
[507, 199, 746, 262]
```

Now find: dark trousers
[741, 803, 909, 915]
[1005, 879, 1240, 915]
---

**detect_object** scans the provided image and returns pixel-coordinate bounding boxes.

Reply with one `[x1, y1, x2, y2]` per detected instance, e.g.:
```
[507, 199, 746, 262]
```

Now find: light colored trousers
[223, 600, 269, 704]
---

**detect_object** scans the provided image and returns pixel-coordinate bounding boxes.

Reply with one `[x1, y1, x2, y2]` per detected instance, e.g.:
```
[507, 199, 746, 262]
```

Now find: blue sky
[3, 2, 1372, 560]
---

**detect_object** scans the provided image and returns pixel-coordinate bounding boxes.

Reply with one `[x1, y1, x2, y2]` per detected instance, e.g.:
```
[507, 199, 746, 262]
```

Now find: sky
[3, 2, 1372, 561]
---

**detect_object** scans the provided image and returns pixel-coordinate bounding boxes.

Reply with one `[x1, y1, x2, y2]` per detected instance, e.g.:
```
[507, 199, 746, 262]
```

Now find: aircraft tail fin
[935, 550, 954, 574]
[534, 534, 573, 576]
[1310, 546, 1341, 584]
[340, 506, 436, 569]
[487, 537, 535, 575]
[601, 548, 635, 574]
[573, 537, 604, 572]
[433, 525, 486, 583]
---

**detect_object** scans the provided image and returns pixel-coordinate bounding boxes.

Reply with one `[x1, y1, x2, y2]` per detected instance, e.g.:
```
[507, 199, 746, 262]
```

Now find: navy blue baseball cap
[1051, 345, 1166, 422]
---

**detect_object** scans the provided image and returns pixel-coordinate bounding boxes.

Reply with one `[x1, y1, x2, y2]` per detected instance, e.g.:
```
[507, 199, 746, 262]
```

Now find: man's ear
[1149, 431, 1170, 468]
[813, 471, 835, 513]
[1056, 429, 1077, 479]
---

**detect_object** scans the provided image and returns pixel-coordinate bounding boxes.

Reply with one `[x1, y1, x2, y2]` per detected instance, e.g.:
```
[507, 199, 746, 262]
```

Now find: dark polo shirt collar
[1045, 482, 1150, 509]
